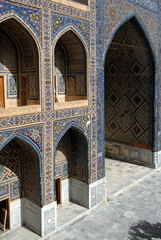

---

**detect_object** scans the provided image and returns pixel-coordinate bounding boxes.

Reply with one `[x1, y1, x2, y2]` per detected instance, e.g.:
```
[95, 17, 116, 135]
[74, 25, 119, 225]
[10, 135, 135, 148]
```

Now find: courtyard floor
[1, 158, 160, 240]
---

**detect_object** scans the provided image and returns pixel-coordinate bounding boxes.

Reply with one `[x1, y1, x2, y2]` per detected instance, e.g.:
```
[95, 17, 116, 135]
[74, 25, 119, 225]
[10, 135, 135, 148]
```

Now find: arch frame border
[103, 12, 157, 64]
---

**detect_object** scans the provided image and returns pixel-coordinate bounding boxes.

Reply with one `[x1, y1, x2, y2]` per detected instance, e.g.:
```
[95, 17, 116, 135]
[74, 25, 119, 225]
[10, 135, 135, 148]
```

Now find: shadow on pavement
[128, 221, 161, 240]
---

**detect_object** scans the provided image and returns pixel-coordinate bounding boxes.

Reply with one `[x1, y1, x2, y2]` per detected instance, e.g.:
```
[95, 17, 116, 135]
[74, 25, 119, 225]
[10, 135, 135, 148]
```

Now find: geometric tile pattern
[0, 140, 20, 201]
[12, 180, 20, 200]
[0, 124, 44, 153]
[0, 183, 9, 200]
[103, 0, 157, 52]
[0, 141, 20, 182]
[0, 1, 42, 39]
[44, 207, 55, 235]
[105, 19, 153, 148]
[90, 0, 97, 183]
[0, 137, 40, 205]
[10, 0, 90, 22]
[8, 75, 18, 98]
[96, 0, 157, 182]
[0, 0, 158, 208]
[51, 12, 90, 51]
[128, 0, 157, 12]
[21, 139, 40, 205]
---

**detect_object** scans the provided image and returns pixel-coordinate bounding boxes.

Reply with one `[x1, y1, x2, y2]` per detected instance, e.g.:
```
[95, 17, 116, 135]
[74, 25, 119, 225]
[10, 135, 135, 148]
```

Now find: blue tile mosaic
[0, 0, 159, 206]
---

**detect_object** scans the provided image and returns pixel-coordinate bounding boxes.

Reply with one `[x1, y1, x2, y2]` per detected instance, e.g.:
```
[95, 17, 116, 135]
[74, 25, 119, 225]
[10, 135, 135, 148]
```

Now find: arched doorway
[55, 127, 88, 206]
[0, 18, 40, 109]
[104, 18, 154, 166]
[0, 137, 40, 231]
[54, 30, 87, 108]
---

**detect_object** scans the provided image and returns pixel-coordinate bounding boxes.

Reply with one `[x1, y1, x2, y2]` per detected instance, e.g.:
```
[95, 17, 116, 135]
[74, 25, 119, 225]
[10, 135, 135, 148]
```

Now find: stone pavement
[52, 167, 161, 240]
[106, 158, 153, 197]
[1, 159, 161, 240]
[57, 202, 86, 227]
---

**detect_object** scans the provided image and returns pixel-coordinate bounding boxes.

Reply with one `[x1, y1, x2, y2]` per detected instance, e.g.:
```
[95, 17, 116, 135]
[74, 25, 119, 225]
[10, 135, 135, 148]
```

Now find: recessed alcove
[54, 30, 88, 110]
[104, 18, 154, 166]
[0, 18, 40, 116]
[55, 127, 88, 206]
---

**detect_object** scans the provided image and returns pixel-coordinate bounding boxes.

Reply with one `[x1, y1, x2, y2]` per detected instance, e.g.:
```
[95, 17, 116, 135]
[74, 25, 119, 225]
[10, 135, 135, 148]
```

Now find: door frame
[55, 177, 61, 204]
[0, 197, 10, 230]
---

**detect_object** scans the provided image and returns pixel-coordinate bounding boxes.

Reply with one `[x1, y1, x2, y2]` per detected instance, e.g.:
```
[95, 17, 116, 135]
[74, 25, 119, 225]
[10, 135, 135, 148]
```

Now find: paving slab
[106, 158, 153, 197]
[57, 202, 87, 227]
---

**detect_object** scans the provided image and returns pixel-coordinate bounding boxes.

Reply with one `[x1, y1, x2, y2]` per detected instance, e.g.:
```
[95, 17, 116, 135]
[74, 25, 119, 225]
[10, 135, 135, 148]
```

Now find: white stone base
[61, 179, 69, 205]
[69, 177, 106, 208]
[89, 177, 106, 208]
[70, 178, 89, 207]
[8, 177, 106, 237]
[41, 201, 57, 236]
[10, 198, 22, 229]
[23, 198, 41, 235]
[8, 198, 57, 237]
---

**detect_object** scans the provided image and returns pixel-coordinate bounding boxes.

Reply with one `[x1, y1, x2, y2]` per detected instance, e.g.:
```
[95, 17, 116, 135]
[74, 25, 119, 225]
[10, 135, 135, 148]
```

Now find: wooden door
[56, 178, 61, 204]
[0, 77, 4, 108]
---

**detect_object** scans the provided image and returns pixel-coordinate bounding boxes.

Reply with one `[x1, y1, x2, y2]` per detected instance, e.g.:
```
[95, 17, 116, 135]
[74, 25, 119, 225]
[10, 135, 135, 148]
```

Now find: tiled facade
[0, 0, 160, 237]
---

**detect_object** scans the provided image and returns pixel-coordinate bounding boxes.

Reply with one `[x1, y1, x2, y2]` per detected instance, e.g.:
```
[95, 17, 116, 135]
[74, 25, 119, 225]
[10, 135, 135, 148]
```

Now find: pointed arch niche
[0, 17, 40, 117]
[53, 30, 88, 110]
[104, 17, 155, 167]
[55, 126, 88, 207]
[0, 136, 41, 232]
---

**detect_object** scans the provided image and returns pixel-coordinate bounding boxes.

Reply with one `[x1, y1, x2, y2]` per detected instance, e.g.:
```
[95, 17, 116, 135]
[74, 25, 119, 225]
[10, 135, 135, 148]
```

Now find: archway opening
[55, 127, 88, 226]
[104, 18, 154, 167]
[54, 30, 87, 108]
[0, 18, 40, 109]
[55, 127, 87, 204]
[0, 137, 40, 232]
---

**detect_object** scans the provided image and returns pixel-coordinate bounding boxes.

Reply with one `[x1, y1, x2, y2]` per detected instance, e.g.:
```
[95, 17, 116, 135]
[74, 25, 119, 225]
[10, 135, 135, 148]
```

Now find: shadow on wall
[128, 221, 161, 240]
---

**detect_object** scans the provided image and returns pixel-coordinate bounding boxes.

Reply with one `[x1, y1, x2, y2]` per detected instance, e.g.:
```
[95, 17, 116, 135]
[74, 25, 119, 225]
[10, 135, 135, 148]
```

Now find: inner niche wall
[0, 18, 40, 108]
[0, 138, 40, 206]
[55, 133, 69, 181]
[0, 28, 18, 108]
[55, 128, 87, 182]
[54, 30, 87, 103]
[17, 138, 40, 205]
[104, 19, 154, 164]
[105, 20, 153, 149]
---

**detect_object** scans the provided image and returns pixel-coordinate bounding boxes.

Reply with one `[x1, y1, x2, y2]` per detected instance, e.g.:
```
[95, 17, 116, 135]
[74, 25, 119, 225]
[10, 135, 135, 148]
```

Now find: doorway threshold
[57, 202, 87, 229]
